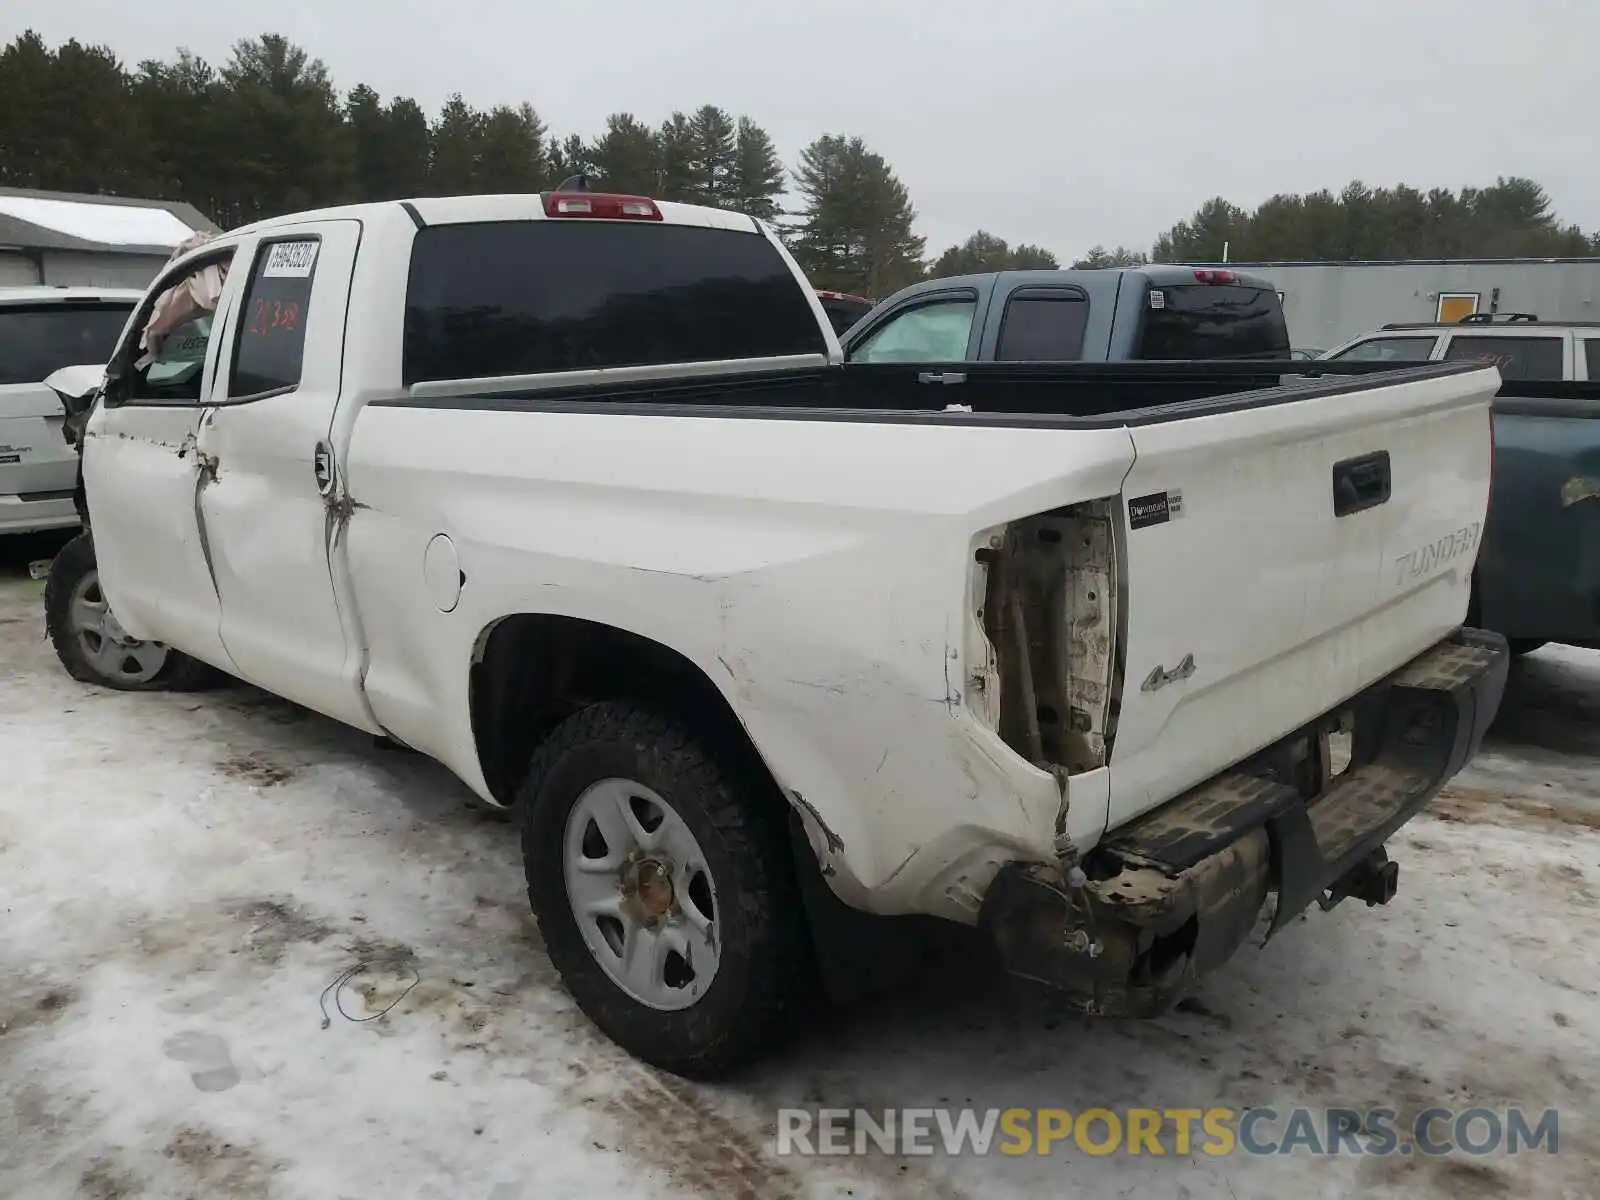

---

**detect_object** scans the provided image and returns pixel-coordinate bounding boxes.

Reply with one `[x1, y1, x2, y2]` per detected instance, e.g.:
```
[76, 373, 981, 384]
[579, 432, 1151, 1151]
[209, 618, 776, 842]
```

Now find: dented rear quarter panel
[342, 405, 1135, 921]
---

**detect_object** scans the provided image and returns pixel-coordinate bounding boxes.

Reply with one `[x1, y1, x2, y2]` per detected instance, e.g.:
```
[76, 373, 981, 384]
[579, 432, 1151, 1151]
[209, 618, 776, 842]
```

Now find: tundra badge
[1142, 653, 1196, 692]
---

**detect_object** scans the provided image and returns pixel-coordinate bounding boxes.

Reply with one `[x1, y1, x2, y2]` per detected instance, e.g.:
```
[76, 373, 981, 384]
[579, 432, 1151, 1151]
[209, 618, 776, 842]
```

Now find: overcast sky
[7, 0, 1595, 260]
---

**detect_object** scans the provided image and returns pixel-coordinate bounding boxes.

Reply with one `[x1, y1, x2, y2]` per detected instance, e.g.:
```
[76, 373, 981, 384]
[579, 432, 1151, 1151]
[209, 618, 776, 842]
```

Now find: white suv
[1324, 313, 1600, 381]
[0, 287, 139, 534]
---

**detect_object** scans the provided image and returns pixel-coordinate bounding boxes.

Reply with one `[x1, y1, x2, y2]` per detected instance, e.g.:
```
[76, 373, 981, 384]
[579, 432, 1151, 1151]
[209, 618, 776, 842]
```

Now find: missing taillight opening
[975, 500, 1121, 775]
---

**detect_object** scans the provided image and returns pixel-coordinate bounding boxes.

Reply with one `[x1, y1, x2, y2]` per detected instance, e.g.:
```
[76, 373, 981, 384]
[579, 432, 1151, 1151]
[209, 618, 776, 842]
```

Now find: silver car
[0, 287, 139, 534]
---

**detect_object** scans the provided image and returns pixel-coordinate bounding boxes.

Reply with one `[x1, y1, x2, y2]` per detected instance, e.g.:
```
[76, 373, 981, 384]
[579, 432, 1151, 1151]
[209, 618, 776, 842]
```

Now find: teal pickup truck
[1325, 315, 1600, 656]
[839, 265, 1290, 364]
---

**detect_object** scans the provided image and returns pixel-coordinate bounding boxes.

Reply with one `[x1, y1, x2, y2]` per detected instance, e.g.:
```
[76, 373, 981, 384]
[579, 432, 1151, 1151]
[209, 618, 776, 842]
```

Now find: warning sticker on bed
[262, 240, 319, 278]
[1128, 489, 1184, 529]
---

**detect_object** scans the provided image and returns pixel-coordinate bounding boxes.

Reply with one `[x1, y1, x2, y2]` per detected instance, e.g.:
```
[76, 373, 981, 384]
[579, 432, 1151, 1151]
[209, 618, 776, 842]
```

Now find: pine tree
[346, 84, 389, 201]
[547, 134, 593, 185]
[791, 134, 925, 296]
[728, 117, 785, 221]
[1070, 245, 1146, 270]
[685, 105, 737, 206]
[379, 96, 433, 199]
[1152, 197, 1248, 262]
[654, 112, 696, 202]
[346, 85, 436, 202]
[590, 113, 658, 194]
[0, 32, 55, 187]
[217, 35, 352, 222]
[130, 51, 228, 216]
[476, 103, 548, 192]
[0, 34, 155, 196]
[932, 231, 1061, 276]
[429, 94, 483, 195]
[48, 39, 151, 195]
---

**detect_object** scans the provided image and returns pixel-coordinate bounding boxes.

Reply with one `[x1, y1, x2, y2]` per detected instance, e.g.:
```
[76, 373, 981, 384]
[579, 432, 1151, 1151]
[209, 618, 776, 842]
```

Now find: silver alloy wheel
[562, 777, 721, 1011]
[68, 569, 170, 686]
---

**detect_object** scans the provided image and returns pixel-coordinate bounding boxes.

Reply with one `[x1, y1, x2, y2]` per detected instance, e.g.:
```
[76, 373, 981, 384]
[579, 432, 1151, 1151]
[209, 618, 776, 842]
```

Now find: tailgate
[1106, 365, 1498, 830]
[0, 382, 77, 497]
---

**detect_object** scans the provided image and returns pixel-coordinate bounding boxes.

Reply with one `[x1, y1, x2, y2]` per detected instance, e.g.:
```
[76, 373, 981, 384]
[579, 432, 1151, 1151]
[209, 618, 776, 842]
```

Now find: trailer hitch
[1319, 847, 1399, 912]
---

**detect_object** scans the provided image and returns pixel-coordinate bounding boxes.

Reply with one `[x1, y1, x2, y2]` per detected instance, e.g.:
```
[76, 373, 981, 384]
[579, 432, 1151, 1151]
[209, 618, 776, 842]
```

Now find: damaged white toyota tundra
[44, 187, 1509, 1077]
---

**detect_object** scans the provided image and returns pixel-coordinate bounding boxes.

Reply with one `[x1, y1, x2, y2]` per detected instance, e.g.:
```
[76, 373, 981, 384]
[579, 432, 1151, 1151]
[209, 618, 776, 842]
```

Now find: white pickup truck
[44, 188, 1509, 1077]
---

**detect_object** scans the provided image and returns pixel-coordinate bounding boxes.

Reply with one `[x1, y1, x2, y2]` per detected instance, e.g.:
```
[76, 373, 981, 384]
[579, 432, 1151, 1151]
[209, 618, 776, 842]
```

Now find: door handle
[313, 441, 335, 496]
[1332, 451, 1391, 517]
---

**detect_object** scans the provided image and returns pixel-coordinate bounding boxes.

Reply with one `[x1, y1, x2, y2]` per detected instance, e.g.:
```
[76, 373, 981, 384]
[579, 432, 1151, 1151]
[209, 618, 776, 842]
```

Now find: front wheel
[44, 532, 217, 691]
[519, 702, 811, 1077]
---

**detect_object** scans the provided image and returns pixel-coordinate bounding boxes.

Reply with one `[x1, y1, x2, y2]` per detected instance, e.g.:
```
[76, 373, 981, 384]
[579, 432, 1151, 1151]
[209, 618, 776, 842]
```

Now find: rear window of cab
[0, 304, 133, 386]
[1135, 283, 1290, 360]
[402, 221, 828, 385]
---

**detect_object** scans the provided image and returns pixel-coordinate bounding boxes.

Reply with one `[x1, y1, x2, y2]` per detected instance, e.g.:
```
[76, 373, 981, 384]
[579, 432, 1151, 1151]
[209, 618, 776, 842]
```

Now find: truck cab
[840, 265, 1290, 363]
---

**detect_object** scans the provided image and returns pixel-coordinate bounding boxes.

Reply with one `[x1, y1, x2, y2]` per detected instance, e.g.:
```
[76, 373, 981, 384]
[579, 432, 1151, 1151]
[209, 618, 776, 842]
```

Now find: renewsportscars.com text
[774, 1106, 1560, 1158]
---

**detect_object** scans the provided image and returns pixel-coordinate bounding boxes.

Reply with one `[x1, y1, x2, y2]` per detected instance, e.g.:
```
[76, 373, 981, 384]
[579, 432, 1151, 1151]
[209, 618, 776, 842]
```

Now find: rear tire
[519, 701, 811, 1078]
[44, 532, 218, 691]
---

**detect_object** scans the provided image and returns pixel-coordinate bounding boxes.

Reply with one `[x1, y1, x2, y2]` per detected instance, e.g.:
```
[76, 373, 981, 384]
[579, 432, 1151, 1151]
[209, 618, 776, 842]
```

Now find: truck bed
[367, 355, 1498, 843]
[393, 358, 1483, 425]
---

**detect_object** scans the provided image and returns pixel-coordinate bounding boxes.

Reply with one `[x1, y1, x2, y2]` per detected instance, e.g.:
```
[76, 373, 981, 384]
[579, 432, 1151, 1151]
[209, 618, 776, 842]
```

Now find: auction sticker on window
[262, 240, 319, 278]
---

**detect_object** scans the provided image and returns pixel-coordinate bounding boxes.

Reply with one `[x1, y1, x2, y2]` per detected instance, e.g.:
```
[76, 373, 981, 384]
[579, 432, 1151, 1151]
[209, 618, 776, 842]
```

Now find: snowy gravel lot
[2, 535, 1598, 1200]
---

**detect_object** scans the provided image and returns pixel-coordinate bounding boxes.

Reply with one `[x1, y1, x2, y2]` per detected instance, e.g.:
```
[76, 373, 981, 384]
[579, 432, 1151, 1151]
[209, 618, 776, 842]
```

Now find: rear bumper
[978, 627, 1509, 1016]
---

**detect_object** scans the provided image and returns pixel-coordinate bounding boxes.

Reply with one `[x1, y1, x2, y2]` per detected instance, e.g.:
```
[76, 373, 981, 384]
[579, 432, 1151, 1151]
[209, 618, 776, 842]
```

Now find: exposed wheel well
[469, 613, 775, 808]
[472, 613, 971, 1004]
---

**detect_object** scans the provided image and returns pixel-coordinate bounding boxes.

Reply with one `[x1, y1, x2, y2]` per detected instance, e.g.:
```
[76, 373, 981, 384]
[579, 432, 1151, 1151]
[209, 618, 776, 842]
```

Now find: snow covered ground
[2, 538, 1597, 1200]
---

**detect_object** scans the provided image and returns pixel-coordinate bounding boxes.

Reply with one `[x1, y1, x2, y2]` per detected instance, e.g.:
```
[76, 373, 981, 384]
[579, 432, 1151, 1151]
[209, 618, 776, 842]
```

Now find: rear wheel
[44, 532, 217, 691]
[519, 701, 810, 1077]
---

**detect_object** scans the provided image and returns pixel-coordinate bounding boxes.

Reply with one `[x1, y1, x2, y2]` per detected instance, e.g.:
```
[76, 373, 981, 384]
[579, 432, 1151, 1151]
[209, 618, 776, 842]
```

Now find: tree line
[1150, 178, 1600, 263]
[0, 30, 1058, 297]
[2, 30, 1595, 302]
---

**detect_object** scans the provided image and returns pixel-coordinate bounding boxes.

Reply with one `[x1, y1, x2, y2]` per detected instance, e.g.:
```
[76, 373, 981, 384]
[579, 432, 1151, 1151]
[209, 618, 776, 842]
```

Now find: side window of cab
[228, 236, 320, 401]
[108, 246, 238, 405]
[1326, 335, 1439, 363]
[1441, 334, 1565, 381]
[847, 296, 978, 363]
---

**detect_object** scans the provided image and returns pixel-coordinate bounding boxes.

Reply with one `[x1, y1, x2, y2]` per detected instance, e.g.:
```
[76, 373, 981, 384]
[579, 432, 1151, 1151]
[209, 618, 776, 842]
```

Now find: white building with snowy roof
[0, 186, 218, 290]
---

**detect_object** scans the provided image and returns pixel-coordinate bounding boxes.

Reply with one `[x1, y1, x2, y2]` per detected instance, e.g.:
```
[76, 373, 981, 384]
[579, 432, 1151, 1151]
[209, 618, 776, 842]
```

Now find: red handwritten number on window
[248, 297, 301, 338]
[1467, 352, 1514, 371]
